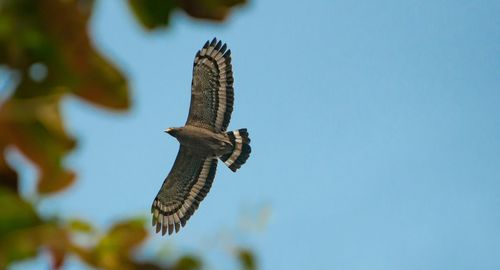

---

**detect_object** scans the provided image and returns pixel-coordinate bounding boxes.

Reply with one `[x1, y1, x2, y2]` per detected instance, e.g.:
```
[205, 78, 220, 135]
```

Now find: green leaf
[0, 190, 72, 267]
[101, 219, 147, 253]
[0, 188, 40, 237]
[173, 255, 202, 270]
[68, 219, 95, 234]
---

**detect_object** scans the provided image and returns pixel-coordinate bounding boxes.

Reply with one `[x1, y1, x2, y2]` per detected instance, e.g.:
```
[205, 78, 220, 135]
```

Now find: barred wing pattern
[152, 146, 217, 235]
[186, 38, 234, 132]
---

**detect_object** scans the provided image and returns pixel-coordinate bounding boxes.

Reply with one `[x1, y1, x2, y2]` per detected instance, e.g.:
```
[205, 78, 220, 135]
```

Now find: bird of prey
[151, 38, 251, 235]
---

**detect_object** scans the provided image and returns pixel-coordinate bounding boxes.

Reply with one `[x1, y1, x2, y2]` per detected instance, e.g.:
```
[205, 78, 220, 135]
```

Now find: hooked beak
[165, 128, 174, 135]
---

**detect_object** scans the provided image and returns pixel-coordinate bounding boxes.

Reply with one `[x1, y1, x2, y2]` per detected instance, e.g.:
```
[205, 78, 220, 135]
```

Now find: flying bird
[151, 38, 251, 235]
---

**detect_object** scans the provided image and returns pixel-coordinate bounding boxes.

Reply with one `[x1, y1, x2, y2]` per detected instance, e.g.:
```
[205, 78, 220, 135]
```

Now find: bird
[151, 38, 251, 235]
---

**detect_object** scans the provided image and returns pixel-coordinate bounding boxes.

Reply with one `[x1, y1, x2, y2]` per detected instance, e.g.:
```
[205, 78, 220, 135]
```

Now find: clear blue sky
[12, 0, 500, 269]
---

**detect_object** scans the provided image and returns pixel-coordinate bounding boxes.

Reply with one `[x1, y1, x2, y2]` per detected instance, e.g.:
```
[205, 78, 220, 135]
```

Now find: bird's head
[165, 127, 180, 137]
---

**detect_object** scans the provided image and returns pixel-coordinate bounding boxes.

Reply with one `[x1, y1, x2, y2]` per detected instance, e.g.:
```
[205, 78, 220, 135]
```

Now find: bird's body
[151, 38, 251, 235]
[166, 126, 232, 157]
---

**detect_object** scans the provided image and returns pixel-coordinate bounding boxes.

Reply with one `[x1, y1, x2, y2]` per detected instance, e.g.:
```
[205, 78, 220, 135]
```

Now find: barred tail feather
[220, 129, 251, 172]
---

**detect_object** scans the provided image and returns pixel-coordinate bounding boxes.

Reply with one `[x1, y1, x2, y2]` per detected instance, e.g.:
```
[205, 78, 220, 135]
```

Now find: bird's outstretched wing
[152, 146, 217, 235]
[186, 38, 234, 132]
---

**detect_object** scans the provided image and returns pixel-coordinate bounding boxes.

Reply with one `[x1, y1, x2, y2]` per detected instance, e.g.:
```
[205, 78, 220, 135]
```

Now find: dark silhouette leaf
[127, 0, 247, 30]
[128, 0, 177, 30]
[180, 0, 247, 21]
[0, 149, 18, 192]
[238, 248, 256, 270]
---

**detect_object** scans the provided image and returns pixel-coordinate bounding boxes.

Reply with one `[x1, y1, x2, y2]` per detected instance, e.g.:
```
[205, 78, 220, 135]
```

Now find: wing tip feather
[151, 157, 218, 236]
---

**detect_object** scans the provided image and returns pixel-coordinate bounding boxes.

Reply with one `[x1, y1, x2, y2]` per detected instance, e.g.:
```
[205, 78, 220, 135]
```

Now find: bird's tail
[220, 129, 251, 172]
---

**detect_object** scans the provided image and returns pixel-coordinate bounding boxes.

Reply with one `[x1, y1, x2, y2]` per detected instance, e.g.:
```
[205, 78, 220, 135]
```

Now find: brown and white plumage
[152, 38, 251, 235]
[186, 38, 234, 132]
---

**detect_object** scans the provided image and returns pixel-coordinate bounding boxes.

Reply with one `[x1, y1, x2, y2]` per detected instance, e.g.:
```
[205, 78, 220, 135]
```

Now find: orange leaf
[0, 0, 131, 195]
[0, 96, 77, 194]
[36, 0, 130, 110]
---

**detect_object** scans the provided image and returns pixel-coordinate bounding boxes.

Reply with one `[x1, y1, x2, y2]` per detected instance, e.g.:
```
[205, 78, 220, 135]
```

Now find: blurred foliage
[237, 249, 256, 270]
[0, 0, 254, 269]
[128, 0, 246, 30]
